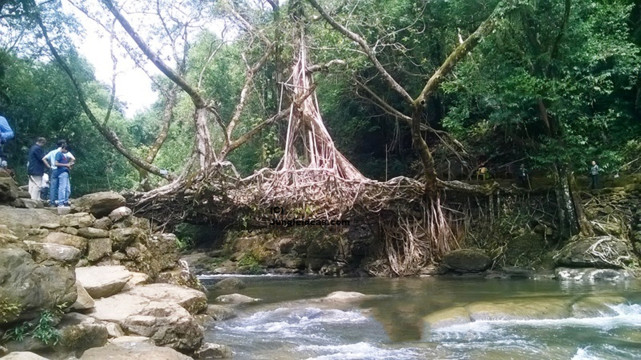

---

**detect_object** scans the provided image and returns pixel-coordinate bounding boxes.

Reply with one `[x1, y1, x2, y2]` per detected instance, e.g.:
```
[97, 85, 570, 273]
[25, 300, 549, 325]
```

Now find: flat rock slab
[42, 232, 88, 253]
[0, 205, 59, 237]
[2, 352, 49, 360]
[127, 283, 207, 314]
[80, 340, 191, 360]
[24, 241, 81, 264]
[465, 298, 571, 321]
[76, 265, 133, 299]
[74, 192, 126, 218]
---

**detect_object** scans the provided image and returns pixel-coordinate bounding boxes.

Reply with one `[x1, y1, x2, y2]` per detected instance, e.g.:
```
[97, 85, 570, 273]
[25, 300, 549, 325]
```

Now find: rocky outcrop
[56, 313, 109, 356]
[75, 266, 133, 299]
[0, 177, 19, 204]
[441, 248, 492, 273]
[0, 247, 77, 323]
[554, 235, 635, 269]
[127, 283, 208, 315]
[80, 336, 192, 360]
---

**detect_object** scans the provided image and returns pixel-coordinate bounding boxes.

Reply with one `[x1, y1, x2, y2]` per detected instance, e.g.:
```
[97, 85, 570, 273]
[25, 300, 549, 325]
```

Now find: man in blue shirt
[27, 137, 47, 200]
[0, 115, 14, 168]
[43, 140, 75, 206]
[54, 144, 74, 207]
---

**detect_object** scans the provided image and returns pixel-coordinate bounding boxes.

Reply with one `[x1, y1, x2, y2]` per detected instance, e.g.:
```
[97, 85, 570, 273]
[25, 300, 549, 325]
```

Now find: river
[201, 276, 641, 359]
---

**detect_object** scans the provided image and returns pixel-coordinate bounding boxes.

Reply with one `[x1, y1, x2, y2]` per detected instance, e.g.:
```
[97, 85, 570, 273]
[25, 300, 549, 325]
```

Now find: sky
[62, 1, 159, 119]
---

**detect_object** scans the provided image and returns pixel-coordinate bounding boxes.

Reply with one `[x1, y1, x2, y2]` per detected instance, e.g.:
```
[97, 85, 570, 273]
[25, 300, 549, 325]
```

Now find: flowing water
[202, 276, 641, 359]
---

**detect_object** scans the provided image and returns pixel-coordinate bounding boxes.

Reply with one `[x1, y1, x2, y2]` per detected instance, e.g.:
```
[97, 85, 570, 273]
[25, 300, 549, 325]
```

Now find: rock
[23, 241, 81, 265]
[442, 248, 492, 273]
[554, 235, 635, 269]
[122, 302, 203, 351]
[423, 307, 471, 330]
[110, 228, 145, 251]
[211, 277, 246, 291]
[20, 199, 43, 209]
[2, 352, 49, 360]
[57, 206, 71, 215]
[0, 247, 77, 323]
[75, 266, 133, 299]
[321, 291, 371, 303]
[194, 343, 233, 359]
[59, 226, 79, 236]
[109, 206, 133, 223]
[571, 295, 627, 318]
[0, 177, 19, 203]
[42, 231, 88, 253]
[80, 339, 192, 360]
[122, 272, 150, 291]
[215, 293, 260, 305]
[74, 192, 126, 218]
[465, 298, 571, 321]
[61, 212, 96, 228]
[86, 237, 112, 262]
[205, 305, 237, 321]
[57, 313, 109, 356]
[105, 322, 125, 337]
[77, 227, 110, 239]
[156, 265, 203, 291]
[93, 217, 113, 230]
[127, 283, 208, 315]
[554, 267, 633, 282]
[0, 206, 59, 237]
[71, 282, 95, 311]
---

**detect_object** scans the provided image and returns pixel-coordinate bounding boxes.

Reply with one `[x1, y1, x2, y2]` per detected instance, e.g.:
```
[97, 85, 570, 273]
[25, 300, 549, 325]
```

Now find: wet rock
[215, 293, 260, 305]
[205, 305, 237, 321]
[321, 291, 371, 303]
[423, 306, 471, 330]
[554, 235, 635, 268]
[442, 248, 491, 273]
[110, 228, 145, 251]
[86, 238, 112, 262]
[571, 295, 627, 318]
[42, 231, 88, 253]
[127, 283, 208, 315]
[0, 247, 77, 323]
[465, 298, 571, 320]
[554, 267, 633, 282]
[211, 277, 246, 291]
[60, 213, 96, 228]
[74, 192, 126, 218]
[194, 343, 233, 359]
[75, 265, 133, 299]
[93, 217, 113, 231]
[0, 177, 19, 203]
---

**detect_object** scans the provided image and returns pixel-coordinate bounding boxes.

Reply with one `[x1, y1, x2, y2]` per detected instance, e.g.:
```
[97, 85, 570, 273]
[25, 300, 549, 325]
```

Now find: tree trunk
[194, 107, 216, 169]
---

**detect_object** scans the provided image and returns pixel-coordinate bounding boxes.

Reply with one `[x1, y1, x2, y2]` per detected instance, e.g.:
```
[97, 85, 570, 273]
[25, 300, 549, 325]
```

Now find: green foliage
[1, 309, 61, 346]
[0, 295, 21, 323]
[237, 252, 262, 274]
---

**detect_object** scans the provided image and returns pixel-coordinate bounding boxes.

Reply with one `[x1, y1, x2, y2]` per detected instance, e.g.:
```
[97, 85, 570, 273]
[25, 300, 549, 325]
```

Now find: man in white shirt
[42, 140, 75, 206]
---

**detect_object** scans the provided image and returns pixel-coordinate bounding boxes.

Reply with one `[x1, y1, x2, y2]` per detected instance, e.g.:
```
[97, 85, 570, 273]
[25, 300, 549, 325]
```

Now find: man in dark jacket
[27, 137, 47, 200]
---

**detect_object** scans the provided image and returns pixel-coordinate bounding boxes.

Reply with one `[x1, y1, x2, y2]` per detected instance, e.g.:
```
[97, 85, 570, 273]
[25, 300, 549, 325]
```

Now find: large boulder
[23, 241, 81, 265]
[127, 283, 207, 315]
[0, 177, 19, 204]
[215, 293, 260, 305]
[89, 293, 203, 352]
[110, 228, 146, 251]
[465, 297, 571, 321]
[0, 247, 77, 323]
[61, 213, 96, 228]
[74, 192, 126, 218]
[56, 313, 109, 356]
[554, 235, 635, 268]
[2, 352, 49, 360]
[109, 206, 133, 223]
[75, 266, 133, 299]
[442, 248, 492, 273]
[194, 343, 233, 359]
[80, 337, 192, 360]
[0, 205, 59, 238]
[211, 277, 246, 291]
[71, 282, 95, 311]
[86, 238, 112, 262]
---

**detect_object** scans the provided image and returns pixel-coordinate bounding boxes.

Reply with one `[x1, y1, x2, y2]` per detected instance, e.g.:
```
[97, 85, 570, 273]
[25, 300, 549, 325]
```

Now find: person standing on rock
[43, 140, 75, 206]
[27, 137, 47, 200]
[0, 115, 14, 168]
[54, 144, 74, 207]
[589, 160, 600, 190]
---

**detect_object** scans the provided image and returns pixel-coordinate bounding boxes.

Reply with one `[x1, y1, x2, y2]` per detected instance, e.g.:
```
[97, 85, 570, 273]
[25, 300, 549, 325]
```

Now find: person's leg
[57, 172, 69, 206]
[65, 175, 71, 205]
[29, 175, 42, 200]
[50, 172, 58, 205]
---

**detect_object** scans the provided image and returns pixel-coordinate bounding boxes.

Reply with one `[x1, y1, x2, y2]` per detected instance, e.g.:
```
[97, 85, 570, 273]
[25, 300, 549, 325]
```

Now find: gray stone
[93, 217, 113, 231]
[20, 199, 43, 209]
[121, 272, 150, 291]
[75, 265, 132, 298]
[2, 352, 49, 360]
[57, 313, 109, 355]
[80, 340, 192, 360]
[0, 177, 19, 204]
[127, 283, 208, 315]
[42, 231, 88, 253]
[205, 305, 237, 321]
[71, 282, 95, 311]
[77, 227, 110, 239]
[24, 241, 81, 265]
[442, 248, 492, 273]
[87, 238, 112, 262]
[215, 293, 260, 305]
[211, 277, 246, 291]
[194, 343, 233, 359]
[0, 205, 59, 238]
[554, 235, 635, 268]
[554, 267, 633, 282]
[74, 192, 126, 218]
[104, 322, 125, 337]
[110, 228, 145, 251]
[57, 206, 71, 215]
[109, 206, 133, 223]
[61, 212, 96, 228]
